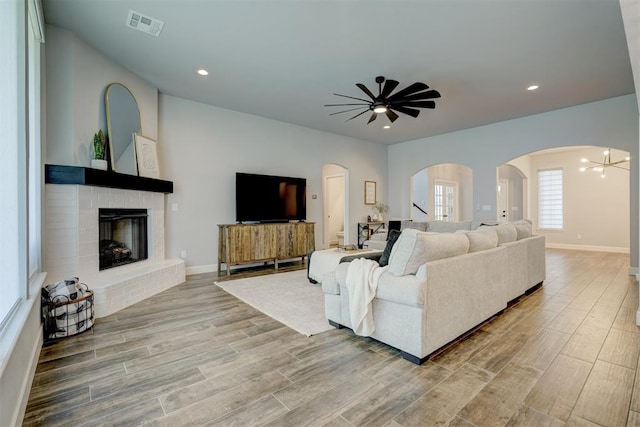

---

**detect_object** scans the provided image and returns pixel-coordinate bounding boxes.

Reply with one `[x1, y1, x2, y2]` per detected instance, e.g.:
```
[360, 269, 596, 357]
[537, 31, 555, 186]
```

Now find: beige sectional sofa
[322, 220, 545, 364]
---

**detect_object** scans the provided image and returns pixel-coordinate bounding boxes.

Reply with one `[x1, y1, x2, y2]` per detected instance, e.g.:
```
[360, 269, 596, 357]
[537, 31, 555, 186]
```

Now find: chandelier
[579, 148, 630, 178]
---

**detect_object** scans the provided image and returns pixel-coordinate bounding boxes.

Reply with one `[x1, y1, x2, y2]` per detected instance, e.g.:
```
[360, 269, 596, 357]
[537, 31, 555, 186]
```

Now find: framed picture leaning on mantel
[134, 133, 160, 179]
[364, 180, 376, 205]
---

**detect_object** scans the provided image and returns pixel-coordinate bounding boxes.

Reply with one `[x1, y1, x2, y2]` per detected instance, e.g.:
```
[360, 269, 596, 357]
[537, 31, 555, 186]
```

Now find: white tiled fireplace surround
[45, 184, 185, 318]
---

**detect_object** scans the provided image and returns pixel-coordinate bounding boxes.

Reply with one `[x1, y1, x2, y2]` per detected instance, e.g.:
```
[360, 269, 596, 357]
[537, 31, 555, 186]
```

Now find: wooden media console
[218, 222, 315, 276]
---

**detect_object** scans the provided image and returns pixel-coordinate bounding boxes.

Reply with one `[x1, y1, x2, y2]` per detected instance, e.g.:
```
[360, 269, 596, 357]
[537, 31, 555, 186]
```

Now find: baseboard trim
[545, 243, 630, 254]
[15, 331, 42, 426]
[628, 267, 638, 277]
[185, 264, 216, 276]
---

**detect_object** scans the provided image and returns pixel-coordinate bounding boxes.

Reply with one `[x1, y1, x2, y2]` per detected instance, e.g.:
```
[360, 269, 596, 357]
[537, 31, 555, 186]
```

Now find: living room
[2, 0, 640, 425]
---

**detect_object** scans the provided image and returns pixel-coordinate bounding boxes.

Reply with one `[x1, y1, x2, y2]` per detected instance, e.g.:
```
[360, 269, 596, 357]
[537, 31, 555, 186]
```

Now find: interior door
[434, 180, 457, 221]
[497, 178, 509, 222]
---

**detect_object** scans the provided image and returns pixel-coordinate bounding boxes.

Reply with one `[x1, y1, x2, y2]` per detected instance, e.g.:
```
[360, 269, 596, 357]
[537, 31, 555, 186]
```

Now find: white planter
[91, 159, 108, 170]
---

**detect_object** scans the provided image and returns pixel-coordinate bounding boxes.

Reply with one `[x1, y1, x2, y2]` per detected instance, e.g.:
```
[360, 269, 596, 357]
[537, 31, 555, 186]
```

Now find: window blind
[538, 169, 563, 229]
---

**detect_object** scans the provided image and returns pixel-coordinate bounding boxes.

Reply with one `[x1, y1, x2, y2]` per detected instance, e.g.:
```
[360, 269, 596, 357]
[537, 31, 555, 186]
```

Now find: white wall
[412, 168, 428, 221]
[389, 95, 639, 267]
[528, 147, 630, 251]
[158, 95, 387, 272]
[45, 25, 158, 167]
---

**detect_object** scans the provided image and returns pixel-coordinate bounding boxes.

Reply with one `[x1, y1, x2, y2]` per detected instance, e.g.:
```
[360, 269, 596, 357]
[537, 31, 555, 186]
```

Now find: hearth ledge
[91, 258, 185, 318]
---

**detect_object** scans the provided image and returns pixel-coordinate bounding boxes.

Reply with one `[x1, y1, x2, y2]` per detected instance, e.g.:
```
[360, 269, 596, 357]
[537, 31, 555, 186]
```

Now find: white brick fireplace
[45, 183, 185, 318]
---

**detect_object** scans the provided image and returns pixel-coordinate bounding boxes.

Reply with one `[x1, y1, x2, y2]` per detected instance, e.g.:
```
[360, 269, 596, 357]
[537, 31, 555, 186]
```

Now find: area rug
[214, 269, 333, 336]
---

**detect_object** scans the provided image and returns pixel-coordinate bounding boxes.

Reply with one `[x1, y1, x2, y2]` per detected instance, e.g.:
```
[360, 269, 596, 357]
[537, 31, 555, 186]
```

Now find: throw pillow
[379, 229, 402, 267]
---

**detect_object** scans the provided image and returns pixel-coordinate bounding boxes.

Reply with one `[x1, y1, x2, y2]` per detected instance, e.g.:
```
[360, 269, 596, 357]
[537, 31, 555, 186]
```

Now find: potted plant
[91, 129, 108, 170]
[372, 201, 389, 221]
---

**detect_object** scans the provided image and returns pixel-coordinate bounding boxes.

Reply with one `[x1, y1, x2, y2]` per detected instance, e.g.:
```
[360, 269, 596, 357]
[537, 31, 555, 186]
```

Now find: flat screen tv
[236, 172, 307, 223]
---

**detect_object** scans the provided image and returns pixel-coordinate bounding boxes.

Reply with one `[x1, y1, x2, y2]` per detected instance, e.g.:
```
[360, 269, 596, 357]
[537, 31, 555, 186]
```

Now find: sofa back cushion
[387, 229, 470, 276]
[456, 228, 499, 252]
[400, 220, 428, 232]
[513, 219, 533, 240]
[427, 220, 472, 233]
[480, 222, 517, 244]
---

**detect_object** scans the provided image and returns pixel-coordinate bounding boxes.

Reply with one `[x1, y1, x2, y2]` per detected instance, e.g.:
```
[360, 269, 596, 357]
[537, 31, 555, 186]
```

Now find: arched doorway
[322, 164, 349, 248]
[497, 164, 527, 222]
[411, 163, 473, 221]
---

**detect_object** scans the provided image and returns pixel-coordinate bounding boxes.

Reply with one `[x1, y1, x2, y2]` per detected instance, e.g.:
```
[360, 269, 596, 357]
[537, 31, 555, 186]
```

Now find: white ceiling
[42, 0, 635, 145]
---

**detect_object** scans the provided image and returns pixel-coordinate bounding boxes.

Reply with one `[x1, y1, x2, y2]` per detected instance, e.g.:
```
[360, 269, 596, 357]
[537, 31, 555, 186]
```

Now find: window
[538, 169, 563, 229]
[0, 0, 43, 329]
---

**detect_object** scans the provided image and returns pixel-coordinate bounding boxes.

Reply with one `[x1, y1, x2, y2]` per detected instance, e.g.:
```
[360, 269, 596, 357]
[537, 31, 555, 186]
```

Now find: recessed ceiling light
[197, 69, 209, 76]
[527, 85, 539, 91]
[383, 125, 390, 129]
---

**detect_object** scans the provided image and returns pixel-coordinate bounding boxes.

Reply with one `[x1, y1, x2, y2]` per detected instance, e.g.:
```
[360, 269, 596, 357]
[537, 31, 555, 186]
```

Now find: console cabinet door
[251, 224, 277, 260]
[276, 223, 315, 258]
[224, 224, 276, 263]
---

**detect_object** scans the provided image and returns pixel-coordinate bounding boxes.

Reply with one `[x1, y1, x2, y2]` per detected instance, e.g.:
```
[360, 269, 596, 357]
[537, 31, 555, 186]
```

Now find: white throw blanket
[345, 258, 388, 336]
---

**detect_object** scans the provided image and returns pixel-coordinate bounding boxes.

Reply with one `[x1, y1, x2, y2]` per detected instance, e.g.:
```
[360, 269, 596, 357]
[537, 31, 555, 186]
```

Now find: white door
[325, 175, 345, 247]
[434, 180, 457, 221]
[497, 178, 509, 222]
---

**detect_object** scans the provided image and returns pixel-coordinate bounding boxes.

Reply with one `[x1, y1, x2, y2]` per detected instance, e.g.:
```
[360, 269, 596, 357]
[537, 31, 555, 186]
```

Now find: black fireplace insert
[99, 208, 148, 270]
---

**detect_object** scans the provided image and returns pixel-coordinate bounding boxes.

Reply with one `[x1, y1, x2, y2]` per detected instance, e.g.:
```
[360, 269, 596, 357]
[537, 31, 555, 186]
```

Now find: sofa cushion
[379, 229, 402, 267]
[513, 219, 533, 240]
[387, 229, 469, 276]
[456, 228, 498, 252]
[480, 222, 517, 244]
[427, 220, 472, 233]
[400, 220, 428, 232]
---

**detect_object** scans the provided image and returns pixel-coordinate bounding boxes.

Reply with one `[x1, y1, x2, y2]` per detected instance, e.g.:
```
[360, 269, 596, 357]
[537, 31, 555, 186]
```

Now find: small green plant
[93, 130, 105, 160]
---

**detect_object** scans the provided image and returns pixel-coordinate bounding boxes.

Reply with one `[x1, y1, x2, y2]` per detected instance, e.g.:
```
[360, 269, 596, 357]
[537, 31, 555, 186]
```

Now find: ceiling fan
[325, 76, 441, 124]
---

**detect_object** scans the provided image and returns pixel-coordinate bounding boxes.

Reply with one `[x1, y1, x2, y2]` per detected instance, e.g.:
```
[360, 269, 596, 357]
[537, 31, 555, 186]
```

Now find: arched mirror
[105, 83, 141, 175]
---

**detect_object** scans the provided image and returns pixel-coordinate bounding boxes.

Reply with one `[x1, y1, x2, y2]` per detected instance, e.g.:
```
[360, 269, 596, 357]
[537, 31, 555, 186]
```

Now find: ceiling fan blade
[367, 112, 378, 124]
[390, 105, 421, 118]
[329, 107, 369, 116]
[385, 109, 399, 123]
[401, 89, 441, 101]
[392, 100, 436, 109]
[324, 103, 370, 107]
[356, 83, 377, 101]
[333, 93, 373, 103]
[387, 82, 429, 102]
[346, 109, 371, 122]
[380, 80, 399, 98]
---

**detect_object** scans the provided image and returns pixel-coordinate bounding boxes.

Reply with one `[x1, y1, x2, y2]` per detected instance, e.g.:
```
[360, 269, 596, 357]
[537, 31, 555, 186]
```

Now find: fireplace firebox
[99, 208, 148, 270]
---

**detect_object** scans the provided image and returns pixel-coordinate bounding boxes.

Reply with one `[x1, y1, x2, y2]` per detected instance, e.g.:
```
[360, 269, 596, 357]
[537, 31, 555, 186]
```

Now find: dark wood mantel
[45, 164, 173, 194]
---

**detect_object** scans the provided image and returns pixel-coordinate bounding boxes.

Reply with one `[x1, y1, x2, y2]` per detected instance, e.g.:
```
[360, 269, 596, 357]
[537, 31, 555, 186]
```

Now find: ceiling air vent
[126, 10, 164, 37]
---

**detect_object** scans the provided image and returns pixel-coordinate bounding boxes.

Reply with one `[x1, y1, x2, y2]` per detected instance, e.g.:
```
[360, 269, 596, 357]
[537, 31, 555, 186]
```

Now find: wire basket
[41, 282, 95, 340]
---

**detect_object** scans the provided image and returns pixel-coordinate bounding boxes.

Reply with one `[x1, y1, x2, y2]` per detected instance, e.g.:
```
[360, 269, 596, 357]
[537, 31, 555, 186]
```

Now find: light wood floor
[23, 249, 640, 426]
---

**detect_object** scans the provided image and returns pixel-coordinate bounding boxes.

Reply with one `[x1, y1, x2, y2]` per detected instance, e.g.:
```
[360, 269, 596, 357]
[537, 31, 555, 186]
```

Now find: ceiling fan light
[580, 158, 588, 163]
[579, 167, 586, 172]
[373, 105, 388, 114]
[603, 149, 610, 156]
